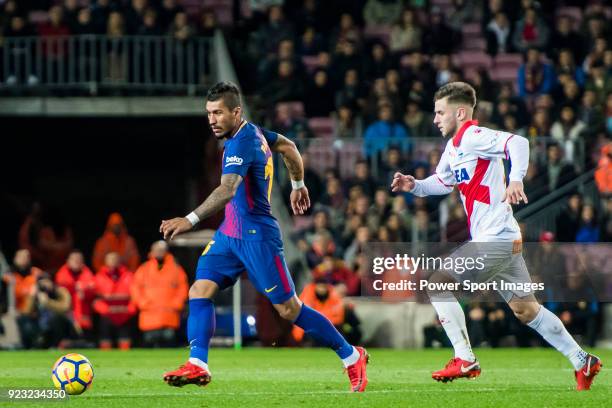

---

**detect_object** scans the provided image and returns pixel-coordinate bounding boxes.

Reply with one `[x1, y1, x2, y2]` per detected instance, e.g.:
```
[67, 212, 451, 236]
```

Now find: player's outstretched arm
[391, 172, 416, 192]
[391, 172, 454, 197]
[271, 134, 311, 215]
[392, 147, 455, 197]
[160, 173, 243, 240]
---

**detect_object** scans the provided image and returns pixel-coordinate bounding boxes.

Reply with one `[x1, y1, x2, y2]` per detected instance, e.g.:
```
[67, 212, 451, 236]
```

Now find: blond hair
[434, 82, 477, 108]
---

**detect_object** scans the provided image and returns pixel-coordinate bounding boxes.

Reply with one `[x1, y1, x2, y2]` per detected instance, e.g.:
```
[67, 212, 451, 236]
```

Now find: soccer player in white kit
[391, 82, 602, 390]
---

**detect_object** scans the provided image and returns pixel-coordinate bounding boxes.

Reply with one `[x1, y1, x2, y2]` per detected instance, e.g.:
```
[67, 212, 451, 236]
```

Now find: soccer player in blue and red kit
[160, 82, 369, 392]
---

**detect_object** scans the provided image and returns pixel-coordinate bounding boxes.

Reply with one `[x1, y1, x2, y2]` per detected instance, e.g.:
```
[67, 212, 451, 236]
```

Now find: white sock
[431, 294, 475, 362]
[188, 357, 211, 373]
[342, 346, 360, 368]
[527, 306, 587, 370]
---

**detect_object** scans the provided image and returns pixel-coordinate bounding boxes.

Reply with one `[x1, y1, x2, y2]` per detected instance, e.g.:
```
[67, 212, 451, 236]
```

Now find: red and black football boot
[432, 357, 481, 383]
[163, 361, 211, 387]
[575, 354, 602, 391]
[346, 347, 369, 392]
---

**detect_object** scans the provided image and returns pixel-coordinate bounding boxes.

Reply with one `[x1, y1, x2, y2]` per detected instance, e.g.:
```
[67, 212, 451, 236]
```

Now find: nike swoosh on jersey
[265, 285, 278, 293]
[460, 362, 479, 373]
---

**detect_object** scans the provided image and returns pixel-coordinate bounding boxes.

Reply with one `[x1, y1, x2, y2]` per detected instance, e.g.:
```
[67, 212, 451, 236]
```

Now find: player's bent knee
[426, 271, 457, 297]
[189, 279, 219, 299]
[274, 296, 302, 321]
[509, 300, 540, 324]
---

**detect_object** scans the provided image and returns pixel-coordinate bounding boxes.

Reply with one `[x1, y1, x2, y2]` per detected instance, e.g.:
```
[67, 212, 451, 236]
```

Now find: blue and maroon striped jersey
[218, 122, 281, 241]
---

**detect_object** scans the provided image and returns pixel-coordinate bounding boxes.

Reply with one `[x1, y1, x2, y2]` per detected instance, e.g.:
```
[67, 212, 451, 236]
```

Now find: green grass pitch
[0, 348, 610, 407]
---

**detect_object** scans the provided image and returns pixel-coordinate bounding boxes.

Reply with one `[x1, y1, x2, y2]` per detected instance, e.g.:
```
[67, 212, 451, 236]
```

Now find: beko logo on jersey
[454, 168, 470, 183]
[225, 156, 244, 166]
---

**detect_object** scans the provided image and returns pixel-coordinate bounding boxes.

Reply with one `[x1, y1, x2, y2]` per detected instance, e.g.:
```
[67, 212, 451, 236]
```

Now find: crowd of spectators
[1, 0, 218, 42]
[217, 0, 612, 299]
[1, 211, 189, 349]
[0, 0, 218, 87]
[227, 0, 612, 347]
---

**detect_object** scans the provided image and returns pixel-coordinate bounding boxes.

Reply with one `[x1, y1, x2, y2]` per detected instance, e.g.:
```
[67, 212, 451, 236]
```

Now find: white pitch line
[85, 387, 571, 398]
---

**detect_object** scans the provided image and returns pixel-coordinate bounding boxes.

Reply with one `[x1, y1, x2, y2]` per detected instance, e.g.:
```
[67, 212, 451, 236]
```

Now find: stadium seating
[452, 51, 492, 70]
[301, 56, 322, 74]
[555, 6, 583, 24]
[306, 139, 336, 177]
[276, 101, 305, 119]
[308, 117, 335, 139]
[363, 25, 391, 46]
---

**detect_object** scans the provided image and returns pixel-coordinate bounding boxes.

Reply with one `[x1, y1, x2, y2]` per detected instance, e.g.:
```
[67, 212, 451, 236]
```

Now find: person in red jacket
[94, 252, 136, 350]
[92, 213, 141, 272]
[311, 255, 361, 296]
[18, 203, 73, 273]
[38, 6, 71, 83]
[55, 250, 96, 342]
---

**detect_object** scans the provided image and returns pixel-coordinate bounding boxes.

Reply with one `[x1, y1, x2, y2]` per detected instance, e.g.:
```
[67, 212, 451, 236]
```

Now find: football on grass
[51, 353, 94, 395]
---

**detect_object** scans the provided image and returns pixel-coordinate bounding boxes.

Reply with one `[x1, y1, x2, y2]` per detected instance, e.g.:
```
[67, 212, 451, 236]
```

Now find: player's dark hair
[434, 82, 477, 108]
[206, 81, 242, 110]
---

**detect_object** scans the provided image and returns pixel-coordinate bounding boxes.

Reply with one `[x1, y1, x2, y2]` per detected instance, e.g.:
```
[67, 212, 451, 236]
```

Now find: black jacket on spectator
[258, 55, 305, 88]
[347, 176, 377, 198]
[556, 206, 582, 242]
[524, 171, 549, 203]
[91, 3, 113, 34]
[485, 26, 514, 56]
[124, 6, 145, 35]
[329, 52, 361, 89]
[3, 19, 36, 38]
[255, 21, 294, 54]
[158, 4, 184, 32]
[261, 75, 305, 105]
[363, 49, 394, 81]
[304, 79, 336, 118]
[542, 162, 576, 192]
[422, 19, 460, 55]
[336, 83, 367, 111]
[73, 18, 96, 35]
[601, 212, 612, 242]
[138, 23, 162, 36]
[400, 60, 435, 92]
[549, 29, 585, 62]
[63, 6, 80, 33]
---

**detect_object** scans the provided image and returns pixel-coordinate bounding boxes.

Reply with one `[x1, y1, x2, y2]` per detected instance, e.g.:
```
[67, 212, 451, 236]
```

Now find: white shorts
[440, 240, 532, 302]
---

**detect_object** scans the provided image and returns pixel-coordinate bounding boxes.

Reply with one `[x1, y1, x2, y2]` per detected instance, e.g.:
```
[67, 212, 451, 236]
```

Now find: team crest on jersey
[454, 168, 470, 183]
[225, 155, 243, 167]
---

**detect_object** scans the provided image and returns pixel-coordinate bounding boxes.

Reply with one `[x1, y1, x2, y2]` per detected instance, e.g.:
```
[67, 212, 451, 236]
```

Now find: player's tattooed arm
[160, 173, 242, 240]
[271, 134, 311, 215]
[271, 134, 304, 182]
[193, 173, 243, 220]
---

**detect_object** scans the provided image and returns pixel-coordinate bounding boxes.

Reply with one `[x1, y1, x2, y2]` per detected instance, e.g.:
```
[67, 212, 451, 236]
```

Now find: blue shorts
[195, 232, 296, 304]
